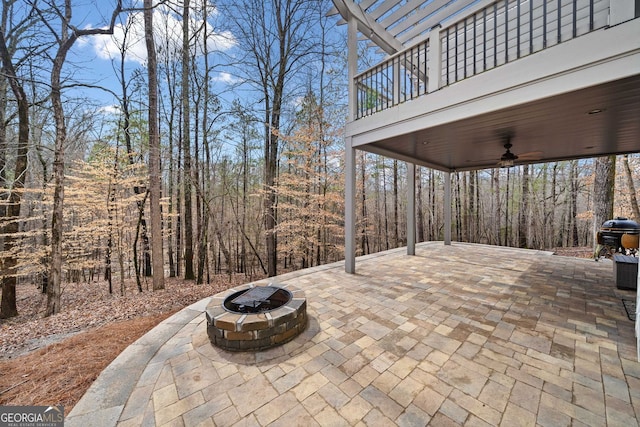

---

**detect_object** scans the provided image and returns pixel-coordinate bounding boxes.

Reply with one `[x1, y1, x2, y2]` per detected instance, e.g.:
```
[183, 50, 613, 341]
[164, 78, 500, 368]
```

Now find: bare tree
[593, 156, 616, 236]
[144, 0, 164, 291]
[226, 101, 267, 276]
[116, 14, 152, 285]
[569, 160, 580, 246]
[416, 168, 425, 242]
[518, 164, 530, 248]
[157, 9, 181, 279]
[622, 154, 640, 222]
[225, 0, 319, 276]
[34, 0, 123, 316]
[181, 0, 194, 280]
[0, 16, 30, 318]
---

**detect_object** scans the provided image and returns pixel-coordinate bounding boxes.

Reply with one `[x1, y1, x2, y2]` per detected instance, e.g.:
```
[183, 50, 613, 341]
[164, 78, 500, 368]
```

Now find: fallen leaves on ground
[0, 275, 249, 358]
[0, 312, 172, 415]
[551, 246, 594, 259]
[0, 274, 253, 415]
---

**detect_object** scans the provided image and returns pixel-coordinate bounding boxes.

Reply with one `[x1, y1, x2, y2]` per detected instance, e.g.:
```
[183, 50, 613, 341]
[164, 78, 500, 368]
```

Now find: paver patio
[66, 242, 640, 426]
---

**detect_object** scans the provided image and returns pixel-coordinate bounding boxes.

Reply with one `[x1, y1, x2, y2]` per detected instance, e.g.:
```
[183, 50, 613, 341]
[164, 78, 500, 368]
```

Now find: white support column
[345, 141, 357, 274]
[444, 171, 452, 245]
[428, 25, 442, 93]
[407, 162, 416, 256]
[345, 14, 358, 274]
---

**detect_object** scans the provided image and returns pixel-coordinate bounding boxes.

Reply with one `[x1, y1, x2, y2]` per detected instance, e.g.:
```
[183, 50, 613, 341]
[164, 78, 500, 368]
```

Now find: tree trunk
[463, 172, 469, 241]
[593, 155, 616, 238]
[570, 160, 580, 246]
[429, 169, 436, 239]
[417, 168, 425, 242]
[118, 28, 152, 280]
[551, 163, 558, 247]
[393, 159, 399, 247]
[181, 0, 194, 280]
[467, 171, 478, 242]
[265, 146, 278, 277]
[167, 124, 176, 278]
[455, 172, 462, 241]
[360, 152, 369, 255]
[197, 3, 212, 283]
[541, 165, 548, 248]
[0, 69, 7, 222]
[504, 169, 510, 246]
[622, 155, 640, 222]
[518, 164, 530, 248]
[46, 35, 72, 317]
[145, 0, 164, 290]
[105, 159, 117, 294]
[176, 116, 182, 278]
[491, 169, 500, 245]
[43, 0, 123, 316]
[0, 31, 29, 318]
[382, 159, 389, 250]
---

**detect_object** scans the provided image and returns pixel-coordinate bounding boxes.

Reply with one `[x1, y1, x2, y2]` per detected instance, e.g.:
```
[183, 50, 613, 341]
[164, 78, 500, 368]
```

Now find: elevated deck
[344, 0, 639, 171]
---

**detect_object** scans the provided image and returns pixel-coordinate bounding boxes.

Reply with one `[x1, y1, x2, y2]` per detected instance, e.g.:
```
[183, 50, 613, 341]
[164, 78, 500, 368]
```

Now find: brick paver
[67, 242, 640, 426]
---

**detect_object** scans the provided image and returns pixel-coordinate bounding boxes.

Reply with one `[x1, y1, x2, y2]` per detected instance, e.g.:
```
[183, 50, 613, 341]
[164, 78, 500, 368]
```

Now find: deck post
[610, 0, 638, 25]
[444, 171, 452, 245]
[428, 24, 442, 93]
[345, 141, 356, 273]
[348, 15, 358, 120]
[345, 14, 358, 274]
[407, 162, 416, 255]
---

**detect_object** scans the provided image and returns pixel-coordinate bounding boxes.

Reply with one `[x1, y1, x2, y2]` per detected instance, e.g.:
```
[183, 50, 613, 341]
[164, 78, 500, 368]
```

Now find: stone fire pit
[205, 283, 307, 352]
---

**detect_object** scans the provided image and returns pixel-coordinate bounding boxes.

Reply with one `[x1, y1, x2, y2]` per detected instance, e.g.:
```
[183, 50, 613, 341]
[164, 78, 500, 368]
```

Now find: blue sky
[58, 0, 348, 151]
[70, 0, 238, 110]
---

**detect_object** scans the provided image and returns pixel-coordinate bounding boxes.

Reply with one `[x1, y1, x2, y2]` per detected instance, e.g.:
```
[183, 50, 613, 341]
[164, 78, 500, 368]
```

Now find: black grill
[597, 217, 640, 250]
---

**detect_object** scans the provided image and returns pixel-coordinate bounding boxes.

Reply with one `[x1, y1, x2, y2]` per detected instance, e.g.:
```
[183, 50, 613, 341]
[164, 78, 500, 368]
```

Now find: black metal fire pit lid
[231, 286, 278, 308]
[601, 217, 640, 232]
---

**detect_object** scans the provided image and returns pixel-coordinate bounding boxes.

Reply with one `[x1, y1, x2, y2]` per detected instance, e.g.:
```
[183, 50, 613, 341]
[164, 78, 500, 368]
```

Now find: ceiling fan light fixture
[499, 158, 515, 168]
[499, 141, 518, 167]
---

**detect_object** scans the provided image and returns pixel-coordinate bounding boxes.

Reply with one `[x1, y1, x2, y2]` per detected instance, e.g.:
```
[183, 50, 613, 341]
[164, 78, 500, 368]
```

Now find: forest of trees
[0, 0, 638, 319]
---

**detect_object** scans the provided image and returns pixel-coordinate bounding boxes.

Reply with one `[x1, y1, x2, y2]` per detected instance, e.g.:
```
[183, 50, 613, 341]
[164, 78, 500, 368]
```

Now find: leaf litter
[0, 274, 250, 415]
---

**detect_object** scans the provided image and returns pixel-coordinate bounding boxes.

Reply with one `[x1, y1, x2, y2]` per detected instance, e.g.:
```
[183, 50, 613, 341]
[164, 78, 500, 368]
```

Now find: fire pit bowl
[205, 283, 307, 352]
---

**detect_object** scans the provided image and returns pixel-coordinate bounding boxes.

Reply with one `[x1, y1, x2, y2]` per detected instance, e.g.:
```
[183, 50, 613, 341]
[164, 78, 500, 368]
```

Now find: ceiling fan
[497, 134, 542, 168]
[465, 133, 543, 168]
[499, 139, 518, 168]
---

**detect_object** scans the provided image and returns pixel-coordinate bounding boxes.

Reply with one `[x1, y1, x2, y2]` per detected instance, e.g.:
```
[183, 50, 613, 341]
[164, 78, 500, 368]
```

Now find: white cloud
[98, 104, 122, 115]
[212, 72, 238, 84]
[87, 3, 236, 65]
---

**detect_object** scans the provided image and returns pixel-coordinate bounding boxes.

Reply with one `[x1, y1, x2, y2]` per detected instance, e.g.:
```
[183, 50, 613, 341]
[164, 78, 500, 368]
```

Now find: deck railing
[354, 39, 429, 119]
[442, 0, 610, 85]
[354, 0, 611, 119]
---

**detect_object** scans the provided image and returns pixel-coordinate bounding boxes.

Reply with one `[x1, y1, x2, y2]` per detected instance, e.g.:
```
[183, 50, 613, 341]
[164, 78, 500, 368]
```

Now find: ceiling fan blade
[517, 151, 544, 160]
[465, 157, 500, 164]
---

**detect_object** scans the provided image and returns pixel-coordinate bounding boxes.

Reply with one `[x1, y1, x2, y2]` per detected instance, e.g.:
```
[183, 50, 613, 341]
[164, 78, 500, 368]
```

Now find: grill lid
[601, 217, 640, 232]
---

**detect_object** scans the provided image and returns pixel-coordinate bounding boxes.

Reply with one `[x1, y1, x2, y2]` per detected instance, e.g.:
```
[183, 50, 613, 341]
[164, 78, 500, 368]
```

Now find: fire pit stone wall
[205, 283, 307, 352]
